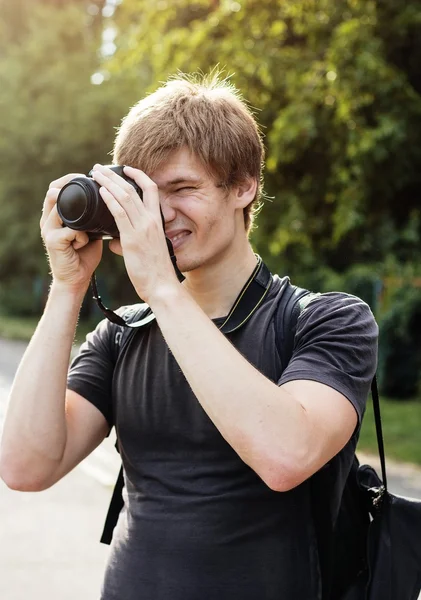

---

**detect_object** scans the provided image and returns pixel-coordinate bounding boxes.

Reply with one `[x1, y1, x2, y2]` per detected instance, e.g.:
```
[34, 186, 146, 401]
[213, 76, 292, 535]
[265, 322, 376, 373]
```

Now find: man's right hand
[40, 173, 103, 292]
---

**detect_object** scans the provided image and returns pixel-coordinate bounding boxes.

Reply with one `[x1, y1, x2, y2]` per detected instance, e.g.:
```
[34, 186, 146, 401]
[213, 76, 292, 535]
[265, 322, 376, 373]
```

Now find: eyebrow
[164, 176, 202, 187]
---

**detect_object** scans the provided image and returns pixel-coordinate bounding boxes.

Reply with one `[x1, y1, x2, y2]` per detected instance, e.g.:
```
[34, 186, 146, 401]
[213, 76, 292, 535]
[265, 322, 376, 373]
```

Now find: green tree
[0, 2, 143, 314]
[2, 0, 421, 316]
[109, 0, 421, 281]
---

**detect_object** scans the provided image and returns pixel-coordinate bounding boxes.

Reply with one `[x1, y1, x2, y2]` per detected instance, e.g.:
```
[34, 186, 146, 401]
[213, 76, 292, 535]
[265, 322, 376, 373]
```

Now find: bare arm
[0, 174, 107, 490]
[0, 284, 109, 491]
[149, 286, 359, 492]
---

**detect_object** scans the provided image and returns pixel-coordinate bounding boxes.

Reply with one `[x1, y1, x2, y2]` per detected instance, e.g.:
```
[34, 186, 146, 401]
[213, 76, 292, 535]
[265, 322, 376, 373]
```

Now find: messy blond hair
[113, 71, 265, 233]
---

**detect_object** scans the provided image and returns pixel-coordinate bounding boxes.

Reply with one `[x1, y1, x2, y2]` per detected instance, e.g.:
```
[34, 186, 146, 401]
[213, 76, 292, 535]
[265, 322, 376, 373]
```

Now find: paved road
[1, 337, 420, 599]
[0, 338, 119, 599]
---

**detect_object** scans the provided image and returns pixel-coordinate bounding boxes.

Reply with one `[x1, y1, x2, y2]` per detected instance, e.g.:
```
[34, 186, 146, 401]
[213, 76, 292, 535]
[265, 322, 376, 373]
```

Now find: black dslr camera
[56, 165, 140, 239]
[56, 165, 184, 320]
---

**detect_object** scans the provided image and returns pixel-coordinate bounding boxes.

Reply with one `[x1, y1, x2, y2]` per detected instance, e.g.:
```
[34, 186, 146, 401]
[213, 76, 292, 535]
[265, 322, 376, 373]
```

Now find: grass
[0, 314, 39, 341]
[1, 314, 421, 466]
[358, 394, 421, 466]
[0, 314, 99, 345]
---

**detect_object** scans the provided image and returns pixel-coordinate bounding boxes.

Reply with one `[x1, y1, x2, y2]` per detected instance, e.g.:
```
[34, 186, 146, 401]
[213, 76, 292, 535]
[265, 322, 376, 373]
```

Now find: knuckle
[46, 187, 59, 200]
[145, 182, 158, 194]
[41, 229, 53, 246]
[49, 173, 83, 190]
[116, 207, 127, 220]
[124, 238, 137, 251]
[146, 215, 156, 230]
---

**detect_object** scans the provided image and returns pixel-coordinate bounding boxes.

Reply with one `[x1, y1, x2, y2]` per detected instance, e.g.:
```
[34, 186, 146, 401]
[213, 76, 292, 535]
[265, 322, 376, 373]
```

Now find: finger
[91, 168, 143, 222]
[48, 173, 85, 191]
[44, 203, 65, 230]
[72, 231, 90, 250]
[42, 222, 79, 250]
[123, 166, 162, 221]
[108, 238, 123, 256]
[41, 203, 65, 241]
[40, 187, 60, 229]
[98, 186, 134, 234]
[93, 164, 143, 203]
[92, 164, 136, 195]
[41, 172, 86, 228]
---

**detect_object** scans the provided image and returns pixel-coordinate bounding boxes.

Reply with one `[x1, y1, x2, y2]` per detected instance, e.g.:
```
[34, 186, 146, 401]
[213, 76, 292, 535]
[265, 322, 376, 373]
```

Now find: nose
[159, 193, 177, 225]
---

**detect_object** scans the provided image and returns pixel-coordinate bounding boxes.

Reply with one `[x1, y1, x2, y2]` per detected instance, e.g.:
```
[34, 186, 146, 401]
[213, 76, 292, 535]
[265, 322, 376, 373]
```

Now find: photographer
[0, 73, 378, 600]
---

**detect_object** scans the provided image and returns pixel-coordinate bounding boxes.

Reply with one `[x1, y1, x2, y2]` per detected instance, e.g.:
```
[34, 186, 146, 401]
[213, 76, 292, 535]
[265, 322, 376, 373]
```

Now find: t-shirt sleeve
[278, 292, 378, 427]
[67, 317, 117, 430]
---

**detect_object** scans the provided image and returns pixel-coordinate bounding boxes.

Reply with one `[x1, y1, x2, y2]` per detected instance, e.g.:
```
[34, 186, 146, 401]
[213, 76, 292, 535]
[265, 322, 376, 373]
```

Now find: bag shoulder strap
[274, 281, 318, 368]
[100, 303, 152, 545]
[112, 303, 152, 356]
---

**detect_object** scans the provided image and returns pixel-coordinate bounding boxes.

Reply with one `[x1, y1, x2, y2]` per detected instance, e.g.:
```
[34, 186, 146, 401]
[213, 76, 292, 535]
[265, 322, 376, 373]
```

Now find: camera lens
[57, 176, 119, 238]
[57, 182, 88, 222]
[56, 167, 142, 239]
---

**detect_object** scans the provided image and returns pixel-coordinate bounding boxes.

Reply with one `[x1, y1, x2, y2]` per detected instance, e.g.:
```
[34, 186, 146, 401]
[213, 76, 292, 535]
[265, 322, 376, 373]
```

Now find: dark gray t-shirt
[68, 274, 378, 600]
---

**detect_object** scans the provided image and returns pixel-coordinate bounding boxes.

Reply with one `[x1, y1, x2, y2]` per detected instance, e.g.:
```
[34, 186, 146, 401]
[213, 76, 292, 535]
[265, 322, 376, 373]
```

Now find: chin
[175, 260, 199, 273]
[174, 253, 204, 273]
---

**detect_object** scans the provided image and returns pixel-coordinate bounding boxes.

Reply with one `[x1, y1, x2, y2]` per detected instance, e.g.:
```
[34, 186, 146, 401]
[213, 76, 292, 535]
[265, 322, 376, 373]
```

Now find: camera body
[56, 165, 141, 239]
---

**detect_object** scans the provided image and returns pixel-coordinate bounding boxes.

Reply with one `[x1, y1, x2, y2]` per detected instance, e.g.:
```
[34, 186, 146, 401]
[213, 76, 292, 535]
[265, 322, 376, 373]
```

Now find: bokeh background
[0, 0, 420, 462]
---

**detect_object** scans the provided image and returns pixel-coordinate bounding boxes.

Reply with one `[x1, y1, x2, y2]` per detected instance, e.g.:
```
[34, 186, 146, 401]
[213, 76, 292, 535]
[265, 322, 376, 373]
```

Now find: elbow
[0, 454, 53, 492]
[260, 467, 303, 493]
[1, 469, 52, 492]
[254, 450, 311, 493]
[264, 471, 306, 493]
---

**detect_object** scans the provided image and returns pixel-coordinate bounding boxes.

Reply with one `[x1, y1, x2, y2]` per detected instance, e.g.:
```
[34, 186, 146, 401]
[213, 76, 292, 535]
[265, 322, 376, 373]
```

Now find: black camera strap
[91, 254, 273, 333]
[90, 236, 184, 328]
[218, 255, 273, 334]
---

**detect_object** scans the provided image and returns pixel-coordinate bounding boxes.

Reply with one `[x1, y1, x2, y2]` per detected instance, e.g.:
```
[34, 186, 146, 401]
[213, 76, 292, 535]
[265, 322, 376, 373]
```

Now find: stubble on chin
[174, 254, 203, 273]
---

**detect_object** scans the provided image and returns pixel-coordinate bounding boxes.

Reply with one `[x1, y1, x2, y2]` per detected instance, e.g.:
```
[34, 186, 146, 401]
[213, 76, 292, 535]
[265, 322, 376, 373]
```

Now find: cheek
[201, 208, 228, 235]
[182, 194, 233, 235]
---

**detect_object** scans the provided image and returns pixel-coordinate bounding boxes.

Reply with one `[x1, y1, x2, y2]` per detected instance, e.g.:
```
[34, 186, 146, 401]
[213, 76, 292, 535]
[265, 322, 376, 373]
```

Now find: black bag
[277, 284, 421, 600]
[357, 462, 421, 600]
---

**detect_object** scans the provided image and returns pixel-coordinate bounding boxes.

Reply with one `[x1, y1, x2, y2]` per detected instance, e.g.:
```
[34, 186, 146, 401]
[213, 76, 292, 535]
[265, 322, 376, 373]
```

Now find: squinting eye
[175, 186, 195, 192]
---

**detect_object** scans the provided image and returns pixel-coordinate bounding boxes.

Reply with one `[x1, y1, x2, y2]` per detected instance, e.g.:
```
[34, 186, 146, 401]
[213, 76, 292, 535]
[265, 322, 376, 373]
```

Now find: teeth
[173, 232, 187, 242]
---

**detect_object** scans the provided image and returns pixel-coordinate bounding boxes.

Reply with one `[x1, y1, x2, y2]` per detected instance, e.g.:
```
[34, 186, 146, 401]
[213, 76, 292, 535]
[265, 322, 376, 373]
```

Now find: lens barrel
[56, 166, 138, 239]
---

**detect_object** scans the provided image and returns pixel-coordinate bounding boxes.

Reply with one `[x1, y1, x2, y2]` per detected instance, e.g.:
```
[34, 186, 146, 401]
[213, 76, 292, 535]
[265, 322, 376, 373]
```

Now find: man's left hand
[91, 164, 179, 303]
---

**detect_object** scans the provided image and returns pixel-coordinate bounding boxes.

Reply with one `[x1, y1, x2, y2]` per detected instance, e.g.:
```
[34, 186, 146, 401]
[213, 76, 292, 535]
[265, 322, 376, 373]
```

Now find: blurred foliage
[0, 0, 144, 312]
[108, 0, 421, 282]
[0, 313, 99, 345]
[377, 286, 421, 399]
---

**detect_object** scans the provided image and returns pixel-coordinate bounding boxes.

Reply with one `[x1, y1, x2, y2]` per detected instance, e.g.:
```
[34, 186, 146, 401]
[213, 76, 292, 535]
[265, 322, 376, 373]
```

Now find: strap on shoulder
[111, 303, 152, 360]
[274, 282, 318, 369]
[100, 466, 124, 545]
[100, 303, 152, 545]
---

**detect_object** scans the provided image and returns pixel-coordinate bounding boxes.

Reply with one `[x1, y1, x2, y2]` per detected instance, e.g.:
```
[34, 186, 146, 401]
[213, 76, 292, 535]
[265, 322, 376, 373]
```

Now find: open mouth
[166, 230, 191, 250]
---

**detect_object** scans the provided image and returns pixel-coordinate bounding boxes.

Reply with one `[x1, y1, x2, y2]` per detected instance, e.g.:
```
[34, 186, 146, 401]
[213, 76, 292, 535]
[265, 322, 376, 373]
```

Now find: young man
[0, 73, 378, 599]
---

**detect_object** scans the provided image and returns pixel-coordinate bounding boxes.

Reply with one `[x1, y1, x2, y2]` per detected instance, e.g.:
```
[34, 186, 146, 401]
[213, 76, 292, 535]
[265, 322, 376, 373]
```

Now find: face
[149, 147, 248, 273]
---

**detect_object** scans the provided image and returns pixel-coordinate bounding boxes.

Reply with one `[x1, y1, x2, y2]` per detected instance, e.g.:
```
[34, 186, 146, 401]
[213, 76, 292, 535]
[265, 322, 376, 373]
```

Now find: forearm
[0, 282, 86, 486]
[150, 285, 309, 490]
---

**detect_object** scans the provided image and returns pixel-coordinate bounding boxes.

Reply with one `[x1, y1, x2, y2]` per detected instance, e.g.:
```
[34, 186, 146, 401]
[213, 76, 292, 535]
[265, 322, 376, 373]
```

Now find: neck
[182, 242, 258, 319]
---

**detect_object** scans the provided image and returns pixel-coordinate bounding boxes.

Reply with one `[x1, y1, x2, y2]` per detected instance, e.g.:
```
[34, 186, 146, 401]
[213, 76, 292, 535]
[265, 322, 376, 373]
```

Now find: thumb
[72, 231, 90, 250]
[109, 239, 123, 256]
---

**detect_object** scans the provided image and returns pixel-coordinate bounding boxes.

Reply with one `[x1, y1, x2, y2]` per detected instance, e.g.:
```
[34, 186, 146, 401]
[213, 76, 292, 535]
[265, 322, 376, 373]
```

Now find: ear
[233, 177, 258, 209]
